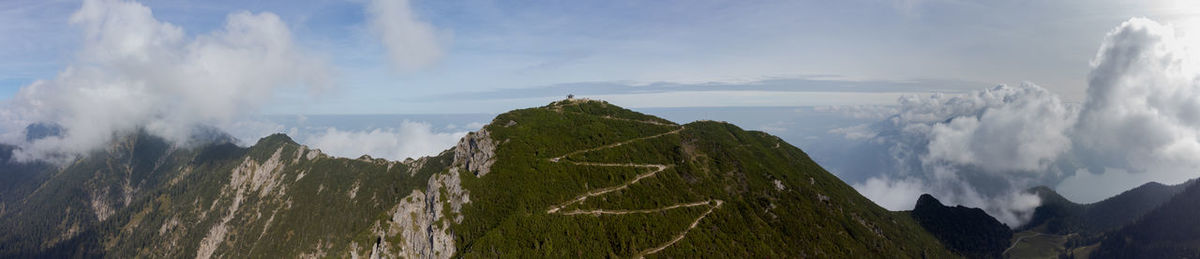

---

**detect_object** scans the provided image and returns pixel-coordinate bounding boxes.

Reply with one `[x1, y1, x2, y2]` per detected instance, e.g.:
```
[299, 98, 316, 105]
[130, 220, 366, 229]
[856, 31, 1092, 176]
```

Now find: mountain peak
[530, 98, 677, 126]
[255, 133, 298, 147]
[1137, 181, 1165, 189]
[547, 96, 604, 106]
[910, 193, 1013, 258]
[915, 193, 943, 209]
[1026, 186, 1074, 204]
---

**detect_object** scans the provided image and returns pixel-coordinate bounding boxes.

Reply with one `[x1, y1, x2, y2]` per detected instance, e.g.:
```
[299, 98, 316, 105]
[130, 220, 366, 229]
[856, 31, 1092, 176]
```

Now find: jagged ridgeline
[0, 130, 458, 258]
[0, 99, 957, 258]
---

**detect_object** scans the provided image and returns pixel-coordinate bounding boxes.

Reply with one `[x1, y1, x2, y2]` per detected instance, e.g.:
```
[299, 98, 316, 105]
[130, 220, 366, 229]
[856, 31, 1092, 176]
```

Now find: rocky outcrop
[451, 129, 495, 177]
[371, 171, 469, 259]
[197, 147, 290, 259]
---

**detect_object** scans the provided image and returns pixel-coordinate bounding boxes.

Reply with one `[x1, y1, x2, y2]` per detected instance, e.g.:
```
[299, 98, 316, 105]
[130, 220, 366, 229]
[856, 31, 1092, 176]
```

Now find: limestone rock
[451, 129, 495, 177]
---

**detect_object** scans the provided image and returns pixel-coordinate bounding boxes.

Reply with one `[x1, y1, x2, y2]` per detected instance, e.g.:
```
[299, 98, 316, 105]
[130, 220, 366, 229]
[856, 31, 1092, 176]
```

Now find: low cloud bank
[218, 117, 475, 162]
[303, 121, 465, 161]
[831, 18, 1200, 227]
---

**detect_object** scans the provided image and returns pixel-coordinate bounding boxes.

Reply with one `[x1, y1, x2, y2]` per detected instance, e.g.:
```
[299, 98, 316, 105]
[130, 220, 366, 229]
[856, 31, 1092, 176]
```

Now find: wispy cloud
[366, 0, 444, 72]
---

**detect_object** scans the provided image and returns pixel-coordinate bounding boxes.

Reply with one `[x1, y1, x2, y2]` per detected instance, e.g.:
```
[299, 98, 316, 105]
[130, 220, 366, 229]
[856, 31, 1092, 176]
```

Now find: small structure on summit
[567, 94, 575, 100]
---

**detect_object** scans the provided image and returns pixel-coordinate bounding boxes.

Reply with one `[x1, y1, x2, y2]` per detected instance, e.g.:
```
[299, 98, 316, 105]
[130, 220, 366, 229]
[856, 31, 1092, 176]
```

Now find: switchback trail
[543, 113, 722, 258]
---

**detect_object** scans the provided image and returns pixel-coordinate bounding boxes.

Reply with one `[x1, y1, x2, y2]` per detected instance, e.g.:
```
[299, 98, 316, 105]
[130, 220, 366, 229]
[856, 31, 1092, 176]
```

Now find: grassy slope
[454, 100, 954, 258]
[1003, 231, 1071, 259]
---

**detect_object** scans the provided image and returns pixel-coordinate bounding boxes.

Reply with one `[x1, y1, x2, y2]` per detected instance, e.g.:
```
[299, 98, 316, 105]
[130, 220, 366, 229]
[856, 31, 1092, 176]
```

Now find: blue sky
[8, 0, 1200, 219]
[6, 0, 1200, 114]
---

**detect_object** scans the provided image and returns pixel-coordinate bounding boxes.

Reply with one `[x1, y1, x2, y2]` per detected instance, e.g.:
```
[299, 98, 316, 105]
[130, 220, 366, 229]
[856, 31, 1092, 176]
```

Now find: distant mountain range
[2, 99, 1198, 258]
[1021, 181, 1191, 235]
[1004, 180, 1194, 258]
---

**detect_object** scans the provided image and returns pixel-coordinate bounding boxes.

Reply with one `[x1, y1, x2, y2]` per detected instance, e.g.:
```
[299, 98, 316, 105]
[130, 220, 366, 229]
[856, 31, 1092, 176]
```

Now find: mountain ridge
[1090, 178, 1200, 258]
[909, 194, 1012, 259]
[0, 99, 958, 257]
[1021, 180, 1191, 235]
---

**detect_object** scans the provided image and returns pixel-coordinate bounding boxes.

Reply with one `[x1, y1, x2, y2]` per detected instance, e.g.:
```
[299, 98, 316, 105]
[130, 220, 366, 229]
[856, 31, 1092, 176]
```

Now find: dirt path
[543, 116, 722, 257]
[558, 200, 713, 216]
[637, 200, 723, 257]
[1003, 232, 1044, 255]
[549, 126, 685, 163]
[545, 163, 668, 214]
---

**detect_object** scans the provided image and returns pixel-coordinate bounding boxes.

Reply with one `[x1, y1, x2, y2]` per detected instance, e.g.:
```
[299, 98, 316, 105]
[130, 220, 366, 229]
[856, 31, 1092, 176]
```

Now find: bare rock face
[371, 171, 469, 259]
[451, 129, 495, 177]
[197, 146, 291, 259]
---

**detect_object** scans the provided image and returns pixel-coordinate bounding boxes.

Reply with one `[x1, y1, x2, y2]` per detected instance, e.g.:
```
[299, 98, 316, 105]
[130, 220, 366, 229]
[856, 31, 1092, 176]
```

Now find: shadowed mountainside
[909, 194, 1012, 259]
[1091, 179, 1200, 258]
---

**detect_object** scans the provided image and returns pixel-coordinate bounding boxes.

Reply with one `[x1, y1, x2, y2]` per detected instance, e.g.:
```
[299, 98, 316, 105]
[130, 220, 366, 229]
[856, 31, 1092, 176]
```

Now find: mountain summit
[910, 194, 1012, 258]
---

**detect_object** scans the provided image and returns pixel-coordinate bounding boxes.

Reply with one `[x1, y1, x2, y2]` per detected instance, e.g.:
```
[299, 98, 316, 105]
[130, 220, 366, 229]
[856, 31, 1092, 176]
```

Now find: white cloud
[923, 84, 1076, 173]
[987, 191, 1042, 228]
[854, 175, 1040, 227]
[846, 84, 1074, 228]
[845, 18, 1200, 228]
[193, 118, 468, 162]
[1048, 18, 1200, 202]
[1074, 17, 1200, 173]
[217, 119, 296, 147]
[828, 124, 876, 141]
[0, 0, 327, 163]
[854, 176, 926, 210]
[366, 0, 443, 71]
[302, 121, 464, 161]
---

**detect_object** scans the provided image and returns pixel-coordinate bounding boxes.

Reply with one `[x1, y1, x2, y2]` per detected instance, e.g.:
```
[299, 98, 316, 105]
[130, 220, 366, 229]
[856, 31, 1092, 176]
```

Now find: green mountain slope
[999, 181, 1192, 258]
[453, 99, 953, 257]
[1090, 180, 1200, 258]
[0, 144, 54, 221]
[0, 99, 956, 258]
[1021, 181, 1190, 235]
